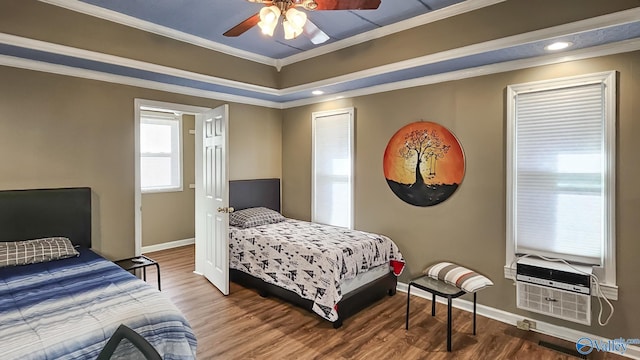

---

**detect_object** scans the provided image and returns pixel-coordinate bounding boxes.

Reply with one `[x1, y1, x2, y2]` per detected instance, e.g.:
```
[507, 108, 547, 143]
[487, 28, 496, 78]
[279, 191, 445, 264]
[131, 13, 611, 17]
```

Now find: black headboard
[229, 179, 280, 212]
[0, 187, 92, 248]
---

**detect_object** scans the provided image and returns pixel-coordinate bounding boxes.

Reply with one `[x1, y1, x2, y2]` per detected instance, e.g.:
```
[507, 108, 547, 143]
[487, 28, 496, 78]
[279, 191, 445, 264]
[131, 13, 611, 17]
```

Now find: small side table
[115, 255, 161, 291]
[405, 275, 477, 352]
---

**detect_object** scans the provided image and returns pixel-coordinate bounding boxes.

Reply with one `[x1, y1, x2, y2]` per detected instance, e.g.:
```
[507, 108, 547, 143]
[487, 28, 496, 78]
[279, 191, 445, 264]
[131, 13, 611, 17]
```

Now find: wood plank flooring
[144, 245, 623, 359]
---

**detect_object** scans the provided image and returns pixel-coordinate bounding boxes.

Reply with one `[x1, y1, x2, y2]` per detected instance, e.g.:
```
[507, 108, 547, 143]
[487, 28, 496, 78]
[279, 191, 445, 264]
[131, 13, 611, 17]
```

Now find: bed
[0, 187, 197, 359]
[228, 179, 404, 328]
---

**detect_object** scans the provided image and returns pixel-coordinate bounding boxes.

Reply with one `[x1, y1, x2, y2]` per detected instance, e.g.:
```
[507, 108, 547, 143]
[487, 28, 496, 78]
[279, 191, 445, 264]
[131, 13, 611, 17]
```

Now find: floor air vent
[539, 340, 587, 359]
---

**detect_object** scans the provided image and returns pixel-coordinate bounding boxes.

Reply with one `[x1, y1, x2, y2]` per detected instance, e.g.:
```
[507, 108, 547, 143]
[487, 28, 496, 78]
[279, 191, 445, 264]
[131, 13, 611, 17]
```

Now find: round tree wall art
[383, 121, 465, 206]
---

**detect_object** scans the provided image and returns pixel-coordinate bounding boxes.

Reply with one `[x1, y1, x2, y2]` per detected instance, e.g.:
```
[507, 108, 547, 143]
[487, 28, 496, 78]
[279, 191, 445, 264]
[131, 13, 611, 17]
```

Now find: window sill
[503, 266, 618, 300]
[141, 187, 183, 194]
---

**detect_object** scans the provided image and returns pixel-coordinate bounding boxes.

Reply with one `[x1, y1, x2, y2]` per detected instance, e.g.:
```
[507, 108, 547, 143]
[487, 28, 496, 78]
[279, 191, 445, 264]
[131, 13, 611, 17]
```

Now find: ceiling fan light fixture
[258, 5, 281, 36]
[302, 0, 318, 10]
[286, 8, 307, 29]
[225, 0, 380, 42]
[283, 8, 306, 39]
[283, 19, 302, 39]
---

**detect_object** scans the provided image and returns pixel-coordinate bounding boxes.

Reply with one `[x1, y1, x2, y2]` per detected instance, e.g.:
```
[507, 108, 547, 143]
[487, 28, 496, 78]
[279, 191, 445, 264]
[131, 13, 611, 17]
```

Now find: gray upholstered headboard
[229, 179, 280, 213]
[0, 187, 92, 248]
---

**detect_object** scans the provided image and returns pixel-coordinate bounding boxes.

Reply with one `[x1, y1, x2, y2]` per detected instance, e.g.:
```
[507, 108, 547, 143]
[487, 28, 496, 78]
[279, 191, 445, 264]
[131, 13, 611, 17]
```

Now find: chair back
[97, 324, 162, 360]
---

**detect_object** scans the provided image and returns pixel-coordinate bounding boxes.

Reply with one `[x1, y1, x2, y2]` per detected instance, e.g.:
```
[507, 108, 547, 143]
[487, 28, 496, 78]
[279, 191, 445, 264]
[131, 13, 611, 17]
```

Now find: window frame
[311, 107, 355, 229]
[505, 71, 617, 299]
[140, 111, 184, 194]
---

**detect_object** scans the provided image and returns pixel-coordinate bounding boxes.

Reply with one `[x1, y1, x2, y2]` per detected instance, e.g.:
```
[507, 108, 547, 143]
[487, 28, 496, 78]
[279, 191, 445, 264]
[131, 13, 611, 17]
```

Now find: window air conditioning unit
[515, 258, 592, 325]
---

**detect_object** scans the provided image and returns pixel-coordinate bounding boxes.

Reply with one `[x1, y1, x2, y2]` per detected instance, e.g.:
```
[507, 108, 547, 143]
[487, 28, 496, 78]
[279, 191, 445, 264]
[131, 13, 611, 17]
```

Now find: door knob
[217, 207, 235, 213]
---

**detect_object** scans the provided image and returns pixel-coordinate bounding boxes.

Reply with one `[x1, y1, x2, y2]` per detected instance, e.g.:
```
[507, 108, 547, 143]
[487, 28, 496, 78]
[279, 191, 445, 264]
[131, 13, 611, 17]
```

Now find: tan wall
[229, 104, 282, 181]
[281, 51, 640, 339]
[0, 65, 282, 260]
[279, 0, 640, 87]
[141, 115, 196, 248]
[0, 0, 279, 88]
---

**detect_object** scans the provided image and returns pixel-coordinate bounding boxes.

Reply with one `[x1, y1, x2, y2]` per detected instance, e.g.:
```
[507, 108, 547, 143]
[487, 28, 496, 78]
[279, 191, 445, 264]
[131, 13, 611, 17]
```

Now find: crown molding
[2, 8, 639, 108]
[38, 0, 504, 69]
[0, 32, 279, 97]
[276, 0, 506, 68]
[280, 7, 640, 96]
[37, 0, 277, 67]
[12, 4, 639, 100]
[0, 54, 281, 109]
[35, 0, 638, 74]
[280, 38, 640, 108]
[2, 37, 638, 111]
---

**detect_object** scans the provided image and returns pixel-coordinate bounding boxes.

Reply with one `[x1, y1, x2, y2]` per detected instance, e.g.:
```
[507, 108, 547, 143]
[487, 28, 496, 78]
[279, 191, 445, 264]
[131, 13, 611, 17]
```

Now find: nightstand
[115, 255, 161, 291]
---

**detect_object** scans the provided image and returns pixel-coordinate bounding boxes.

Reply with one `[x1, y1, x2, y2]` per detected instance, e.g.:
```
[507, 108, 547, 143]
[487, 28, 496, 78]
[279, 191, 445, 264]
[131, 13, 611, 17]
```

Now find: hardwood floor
[144, 245, 623, 359]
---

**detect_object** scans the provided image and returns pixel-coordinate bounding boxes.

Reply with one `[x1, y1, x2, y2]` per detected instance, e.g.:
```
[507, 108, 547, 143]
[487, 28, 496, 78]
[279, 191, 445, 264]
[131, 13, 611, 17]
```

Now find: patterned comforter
[229, 219, 404, 322]
[0, 249, 197, 360]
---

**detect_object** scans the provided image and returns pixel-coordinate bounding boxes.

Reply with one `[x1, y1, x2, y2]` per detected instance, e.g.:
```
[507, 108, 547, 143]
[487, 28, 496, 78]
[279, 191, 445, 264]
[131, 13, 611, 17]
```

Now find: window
[506, 72, 616, 294]
[140, 110, 183, 192]
[312, 108, 354, 229]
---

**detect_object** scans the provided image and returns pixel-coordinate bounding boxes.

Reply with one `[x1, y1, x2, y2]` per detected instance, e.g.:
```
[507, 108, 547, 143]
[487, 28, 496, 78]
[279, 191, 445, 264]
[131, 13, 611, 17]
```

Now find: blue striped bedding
[0, 249, 196, 359]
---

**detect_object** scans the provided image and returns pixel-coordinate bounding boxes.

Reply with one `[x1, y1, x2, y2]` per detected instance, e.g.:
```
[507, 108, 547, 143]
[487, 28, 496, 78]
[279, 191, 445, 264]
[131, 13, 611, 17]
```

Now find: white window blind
[312, 108, 354, 228]
[140, 111, 183, 192]
[509, 74, 614, 267]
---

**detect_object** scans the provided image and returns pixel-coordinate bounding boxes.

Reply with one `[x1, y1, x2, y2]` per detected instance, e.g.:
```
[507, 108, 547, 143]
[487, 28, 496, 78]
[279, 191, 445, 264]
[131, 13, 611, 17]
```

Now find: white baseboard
[398, 282, 640, 359]
[141, 238, 195, 254]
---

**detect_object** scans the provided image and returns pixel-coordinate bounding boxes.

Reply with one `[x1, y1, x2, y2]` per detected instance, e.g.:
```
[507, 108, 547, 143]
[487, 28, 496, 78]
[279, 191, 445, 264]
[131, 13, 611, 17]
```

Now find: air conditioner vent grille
[516, 282, 591, 325]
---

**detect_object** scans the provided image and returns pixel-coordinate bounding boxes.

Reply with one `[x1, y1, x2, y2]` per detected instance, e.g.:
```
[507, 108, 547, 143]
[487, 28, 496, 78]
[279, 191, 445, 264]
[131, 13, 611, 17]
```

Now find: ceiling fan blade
[223, 13, 260, 37]
[304, 19, 330, 45]
[312, 0, 381, 10]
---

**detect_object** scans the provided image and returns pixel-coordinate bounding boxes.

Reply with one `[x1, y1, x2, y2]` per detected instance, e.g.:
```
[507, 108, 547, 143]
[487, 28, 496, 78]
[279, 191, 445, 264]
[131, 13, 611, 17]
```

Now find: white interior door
[195, 104, 229, 295]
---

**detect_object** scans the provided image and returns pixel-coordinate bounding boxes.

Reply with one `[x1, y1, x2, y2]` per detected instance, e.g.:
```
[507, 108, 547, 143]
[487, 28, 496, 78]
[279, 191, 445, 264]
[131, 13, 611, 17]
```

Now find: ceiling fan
[224, 0, 382, 44]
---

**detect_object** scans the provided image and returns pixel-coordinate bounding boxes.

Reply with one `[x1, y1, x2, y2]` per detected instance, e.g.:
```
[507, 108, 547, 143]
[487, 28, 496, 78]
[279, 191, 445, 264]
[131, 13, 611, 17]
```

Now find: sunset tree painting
[384, 121, 465, 206]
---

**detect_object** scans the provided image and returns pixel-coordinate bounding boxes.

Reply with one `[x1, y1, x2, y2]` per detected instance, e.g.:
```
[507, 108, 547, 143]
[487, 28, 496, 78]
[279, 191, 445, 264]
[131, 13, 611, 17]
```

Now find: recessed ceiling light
[312, 90, 324, 95]
[545, 41, 572, 51]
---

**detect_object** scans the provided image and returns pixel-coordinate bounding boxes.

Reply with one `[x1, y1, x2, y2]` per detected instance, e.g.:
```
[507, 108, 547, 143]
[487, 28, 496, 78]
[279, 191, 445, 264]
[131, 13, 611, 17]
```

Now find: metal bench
[405, 275, 478, 352]
[406, 262, 492, 351]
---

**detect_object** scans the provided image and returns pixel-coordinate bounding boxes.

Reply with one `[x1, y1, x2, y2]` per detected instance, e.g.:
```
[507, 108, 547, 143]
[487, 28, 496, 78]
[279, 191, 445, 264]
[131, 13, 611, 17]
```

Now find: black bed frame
[229, 179, 397, 328]
[0, 187, 92, 248]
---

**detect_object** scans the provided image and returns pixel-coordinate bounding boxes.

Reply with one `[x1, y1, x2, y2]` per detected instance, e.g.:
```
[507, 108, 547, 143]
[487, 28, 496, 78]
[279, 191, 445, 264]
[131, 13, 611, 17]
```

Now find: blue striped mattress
[0, 249, 196, 359]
